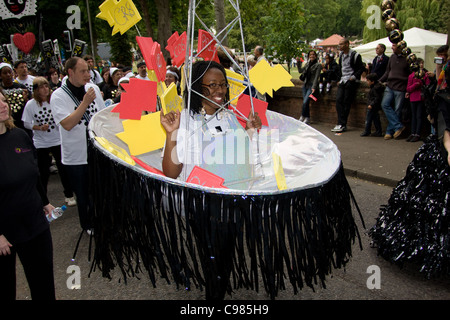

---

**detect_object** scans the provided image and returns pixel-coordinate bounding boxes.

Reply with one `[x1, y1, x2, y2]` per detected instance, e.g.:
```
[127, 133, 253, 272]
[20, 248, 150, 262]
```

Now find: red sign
[187, 166, 227, 189]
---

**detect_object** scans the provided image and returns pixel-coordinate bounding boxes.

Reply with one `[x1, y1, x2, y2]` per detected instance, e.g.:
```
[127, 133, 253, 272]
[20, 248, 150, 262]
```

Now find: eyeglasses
[202, 83, 229, 90]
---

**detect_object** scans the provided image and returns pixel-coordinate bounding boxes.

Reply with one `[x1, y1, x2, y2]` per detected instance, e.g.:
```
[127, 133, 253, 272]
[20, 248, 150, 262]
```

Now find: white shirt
[51, 83, 105, 165]
[176, 109, 254, 187]
[90, 69, 102, 85]
[21, 99, 61, 149]
[15, 75, 35, 93]
[135, 74, 150, 81]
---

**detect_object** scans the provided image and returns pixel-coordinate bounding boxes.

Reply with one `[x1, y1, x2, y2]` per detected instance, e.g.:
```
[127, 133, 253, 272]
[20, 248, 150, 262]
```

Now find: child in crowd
[361, 73, 385, 137]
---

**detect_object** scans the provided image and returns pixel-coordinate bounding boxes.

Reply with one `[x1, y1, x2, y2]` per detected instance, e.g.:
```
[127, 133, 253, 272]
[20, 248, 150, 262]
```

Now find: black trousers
[335, 80, 359, 126]
[65, 164, 93, 230]
[0, 228, 55, 300]
[36, 145, 73, 198]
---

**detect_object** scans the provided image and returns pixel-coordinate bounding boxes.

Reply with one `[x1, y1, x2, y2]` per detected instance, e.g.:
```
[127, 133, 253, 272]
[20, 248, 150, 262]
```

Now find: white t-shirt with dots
[22, 99, 61, 149]
[51, 83, 105, 165]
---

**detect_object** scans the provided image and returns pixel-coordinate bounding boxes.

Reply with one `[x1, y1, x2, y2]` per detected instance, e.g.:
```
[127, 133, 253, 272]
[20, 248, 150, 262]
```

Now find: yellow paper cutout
[147, 70, 167, 97]
[96, 0, 118, 26]
[94, 136, 135, 165]
[96, 0, 142, 35]
[226, 69, 246, 104]
[116, 111, 166, 156]
[272, 152, 288, 190]
[161, 82, 183, 114]
[249, 59, 294, 97]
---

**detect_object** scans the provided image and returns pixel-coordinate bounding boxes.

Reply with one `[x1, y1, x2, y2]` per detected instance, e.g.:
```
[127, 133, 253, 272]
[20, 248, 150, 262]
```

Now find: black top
[0, 128, 49, 244]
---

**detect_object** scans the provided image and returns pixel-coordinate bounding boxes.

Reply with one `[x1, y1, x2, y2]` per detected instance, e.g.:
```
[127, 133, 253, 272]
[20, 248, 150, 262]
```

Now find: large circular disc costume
[88, 106, 363, 299]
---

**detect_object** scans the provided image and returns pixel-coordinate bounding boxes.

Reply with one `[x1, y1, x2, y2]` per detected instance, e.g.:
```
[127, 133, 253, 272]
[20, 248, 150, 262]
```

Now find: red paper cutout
[165, 31, 179, 59]
[136, 36, 154, 70]
[111, 78, 158, 119]
[150, 42, 167, 82]
[197, 30, 220, 63]
[232, 94, 269, 128]
[168, 32, 187, 67]
[187, 166, 227, 189]
[13, 32, 36, 54]
[131, 156, 166, 176]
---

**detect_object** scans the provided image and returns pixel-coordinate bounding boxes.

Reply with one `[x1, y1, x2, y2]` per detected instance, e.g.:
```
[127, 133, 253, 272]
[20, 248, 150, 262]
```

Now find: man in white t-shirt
[14, 60, 35, 93]
[51, 57, 106, 233]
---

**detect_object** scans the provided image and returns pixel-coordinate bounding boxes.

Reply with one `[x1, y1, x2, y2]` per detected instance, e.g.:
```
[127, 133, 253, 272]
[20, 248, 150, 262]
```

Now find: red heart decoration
[13, 32, 36, 54]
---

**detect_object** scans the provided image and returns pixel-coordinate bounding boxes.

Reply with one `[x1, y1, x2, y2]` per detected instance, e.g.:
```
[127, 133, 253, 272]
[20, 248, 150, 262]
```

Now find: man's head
[376, 43, 386, 56]
[254, 46, 264, 58]
[137, 61, 147, 77]
[391, 43, 402, 55]
[83, 55, 95, 70]
[14, 60, 28, 78]
[65, 57, 90, 87]
[338, 39, 350, 54]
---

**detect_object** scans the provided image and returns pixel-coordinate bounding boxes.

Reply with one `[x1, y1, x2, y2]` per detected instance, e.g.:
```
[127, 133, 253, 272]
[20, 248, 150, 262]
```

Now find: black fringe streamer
[370, 135, 450, 278]
[88, 141, 364, 300]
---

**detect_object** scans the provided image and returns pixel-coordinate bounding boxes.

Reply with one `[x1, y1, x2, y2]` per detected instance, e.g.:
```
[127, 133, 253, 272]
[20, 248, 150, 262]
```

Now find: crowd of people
[296, 40, 449, 150]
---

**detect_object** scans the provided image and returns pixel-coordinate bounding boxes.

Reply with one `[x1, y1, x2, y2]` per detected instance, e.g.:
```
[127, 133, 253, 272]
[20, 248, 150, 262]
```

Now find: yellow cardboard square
[161, 82, 183, 114]
[116, 111, 166, 156]
[225, 69, 246, 104]
[249, 59, 294, 97]
[272, 152, 288, 190]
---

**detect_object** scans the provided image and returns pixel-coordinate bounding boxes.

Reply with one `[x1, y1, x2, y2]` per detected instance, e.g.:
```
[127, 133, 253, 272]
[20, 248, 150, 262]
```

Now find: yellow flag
[97, 0, 142, 35]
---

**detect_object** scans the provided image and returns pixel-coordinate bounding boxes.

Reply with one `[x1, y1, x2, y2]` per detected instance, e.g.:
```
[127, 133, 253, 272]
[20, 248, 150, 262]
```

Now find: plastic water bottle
[47, 205, 67, 222]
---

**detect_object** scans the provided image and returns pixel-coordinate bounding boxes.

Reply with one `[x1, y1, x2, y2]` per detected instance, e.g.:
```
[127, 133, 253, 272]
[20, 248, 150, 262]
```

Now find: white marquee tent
[354, 27, 448, 71]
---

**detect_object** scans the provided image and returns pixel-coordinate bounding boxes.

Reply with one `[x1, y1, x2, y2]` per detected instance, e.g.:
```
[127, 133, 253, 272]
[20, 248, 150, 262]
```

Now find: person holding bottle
[0, 90, 56, 300]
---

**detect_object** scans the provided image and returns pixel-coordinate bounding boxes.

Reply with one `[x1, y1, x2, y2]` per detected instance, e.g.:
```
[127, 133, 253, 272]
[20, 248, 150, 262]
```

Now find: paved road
[15, 173, 450, 302]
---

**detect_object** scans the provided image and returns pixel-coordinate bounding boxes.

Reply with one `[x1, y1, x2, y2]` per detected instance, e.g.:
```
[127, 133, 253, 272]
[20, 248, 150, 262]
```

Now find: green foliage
[361, 0, 446, 43]
[259, 0, 310, 71]
[109, 32, 133, 65]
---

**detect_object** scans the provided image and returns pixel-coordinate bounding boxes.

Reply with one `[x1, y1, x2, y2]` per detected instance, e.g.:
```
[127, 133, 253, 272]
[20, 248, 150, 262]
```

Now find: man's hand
[82, 87, 96, 106]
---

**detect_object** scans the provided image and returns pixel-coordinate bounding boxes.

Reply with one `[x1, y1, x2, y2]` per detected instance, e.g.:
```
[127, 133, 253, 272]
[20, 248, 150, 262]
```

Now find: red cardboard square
[232, 94, 269, 128]
[197, 29, 220, 63]
[170, 31, 187, 67]
[187, 166, 227, 189]
[111, 78, 158, 119]
[150, 42, 167, 82]
[136, 36, 154, 70]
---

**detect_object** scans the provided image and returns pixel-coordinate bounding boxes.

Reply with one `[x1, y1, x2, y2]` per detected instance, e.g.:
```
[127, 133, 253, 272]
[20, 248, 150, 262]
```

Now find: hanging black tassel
[88, 140, 364, 299]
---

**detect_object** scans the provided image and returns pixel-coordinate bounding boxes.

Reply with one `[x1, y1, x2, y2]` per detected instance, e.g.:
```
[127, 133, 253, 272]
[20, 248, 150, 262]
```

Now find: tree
[214, 0, 227, 46]
[260, 0, 310, 73]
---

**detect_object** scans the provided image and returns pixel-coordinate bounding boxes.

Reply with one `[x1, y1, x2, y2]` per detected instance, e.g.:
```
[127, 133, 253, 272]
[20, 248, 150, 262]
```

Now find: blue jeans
[381, 87, 405, 135]
[301, 84, 313, 118]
